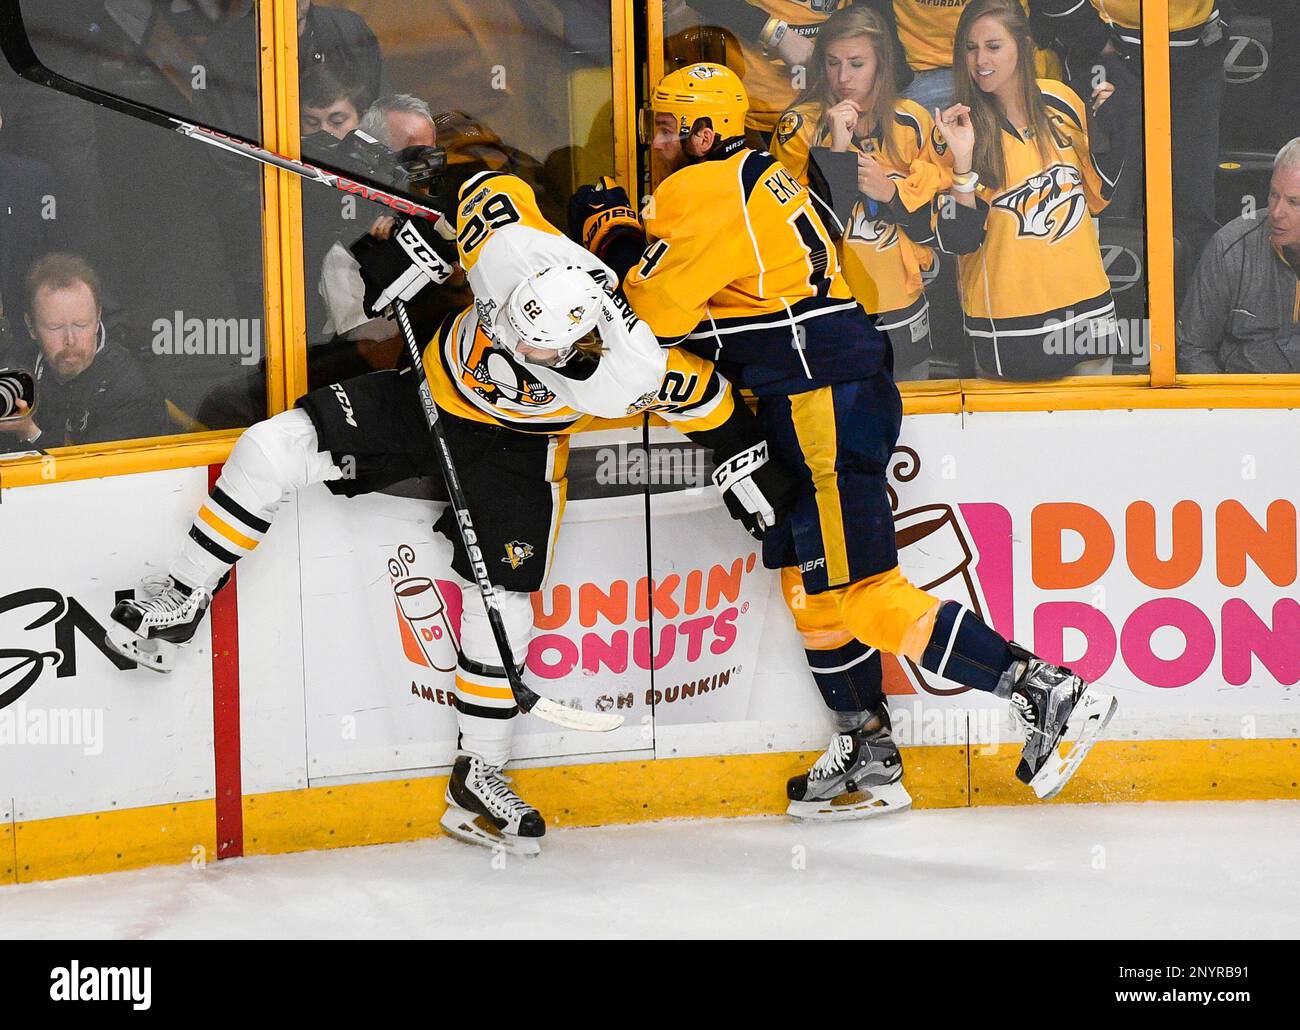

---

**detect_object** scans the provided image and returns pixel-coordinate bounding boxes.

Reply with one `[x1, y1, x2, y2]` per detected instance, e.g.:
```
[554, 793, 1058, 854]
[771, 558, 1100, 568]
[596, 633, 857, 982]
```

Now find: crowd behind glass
[0, 0, 1296, 454]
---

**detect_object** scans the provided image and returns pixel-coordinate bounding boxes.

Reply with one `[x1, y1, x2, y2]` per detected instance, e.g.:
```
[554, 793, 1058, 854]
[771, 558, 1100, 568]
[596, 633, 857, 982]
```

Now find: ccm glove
[351, 216, 458, 317]
[568, 176, 643, 258]
[712, 440, 799, 540]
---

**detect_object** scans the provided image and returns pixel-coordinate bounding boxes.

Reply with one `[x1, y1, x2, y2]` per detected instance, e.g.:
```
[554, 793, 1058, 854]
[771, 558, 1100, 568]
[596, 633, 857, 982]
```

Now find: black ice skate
[786, 707, 912, 820]
[105, 575, 213, 673]
[441, 751, 546, 856]
[1003, 649, 1118, 800]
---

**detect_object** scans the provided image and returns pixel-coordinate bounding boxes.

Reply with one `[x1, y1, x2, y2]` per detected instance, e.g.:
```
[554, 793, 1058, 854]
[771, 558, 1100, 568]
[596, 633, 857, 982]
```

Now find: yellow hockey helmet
[639, 62, 748, 144]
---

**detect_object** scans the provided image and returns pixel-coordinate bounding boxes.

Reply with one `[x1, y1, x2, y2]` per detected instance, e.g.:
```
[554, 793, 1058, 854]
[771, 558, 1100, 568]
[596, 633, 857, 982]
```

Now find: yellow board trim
[0, 431, 238, 489]
[7, 739, 1298, 885]
[971, 737, 1300, 807]
[12, 800, 216, 884]
[2, 817, 14, 885]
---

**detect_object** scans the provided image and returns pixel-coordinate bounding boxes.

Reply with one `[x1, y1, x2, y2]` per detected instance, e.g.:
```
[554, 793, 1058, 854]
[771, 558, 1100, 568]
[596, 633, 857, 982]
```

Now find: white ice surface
[3, 801, 1298, 939]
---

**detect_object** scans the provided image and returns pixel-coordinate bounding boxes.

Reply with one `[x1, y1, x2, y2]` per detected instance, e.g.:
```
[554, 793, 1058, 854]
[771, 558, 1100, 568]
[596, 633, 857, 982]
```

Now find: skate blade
[105, 622, 178, 673]
[439, 805, 541, 856]
[786, 780, 913, 821]
[1029, 688, 1119, 800]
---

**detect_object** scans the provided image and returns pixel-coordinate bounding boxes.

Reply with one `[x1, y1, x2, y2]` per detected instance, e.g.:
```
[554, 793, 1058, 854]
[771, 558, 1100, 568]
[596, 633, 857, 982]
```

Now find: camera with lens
[0, 368, 36, 422]
[302, 128, 450, 209]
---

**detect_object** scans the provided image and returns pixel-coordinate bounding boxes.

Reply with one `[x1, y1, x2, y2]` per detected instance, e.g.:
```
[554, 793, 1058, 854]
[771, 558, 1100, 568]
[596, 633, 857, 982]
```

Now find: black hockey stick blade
[390, 299, 623, 733]
[0, 0, 450, 230]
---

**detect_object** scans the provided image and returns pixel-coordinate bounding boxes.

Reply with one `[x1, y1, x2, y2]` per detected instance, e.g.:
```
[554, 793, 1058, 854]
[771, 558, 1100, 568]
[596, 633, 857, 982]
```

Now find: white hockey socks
[171, 408, 342, 590]
[454, 582, 534, 768]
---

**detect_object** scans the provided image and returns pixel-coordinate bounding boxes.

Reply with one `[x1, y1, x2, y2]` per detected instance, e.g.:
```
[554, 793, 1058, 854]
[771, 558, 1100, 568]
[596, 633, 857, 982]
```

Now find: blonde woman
[933, 0, 1128, 380]
[771, 5, 950, 381]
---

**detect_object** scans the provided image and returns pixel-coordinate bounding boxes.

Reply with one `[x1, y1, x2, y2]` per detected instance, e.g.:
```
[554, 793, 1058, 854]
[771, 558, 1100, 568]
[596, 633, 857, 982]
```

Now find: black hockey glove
[712, 440, 799, 541]
[568, 176, 644, 258]
[351, 216, 458, 318]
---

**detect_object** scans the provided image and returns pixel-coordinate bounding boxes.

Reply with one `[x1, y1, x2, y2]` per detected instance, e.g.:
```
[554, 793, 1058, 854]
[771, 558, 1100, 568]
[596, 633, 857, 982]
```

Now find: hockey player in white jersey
[105, 171, 794, 855]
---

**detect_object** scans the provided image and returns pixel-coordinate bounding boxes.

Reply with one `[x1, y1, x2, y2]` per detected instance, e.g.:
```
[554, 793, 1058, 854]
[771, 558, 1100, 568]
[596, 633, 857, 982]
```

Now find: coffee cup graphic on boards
[389, 545, 459, 673]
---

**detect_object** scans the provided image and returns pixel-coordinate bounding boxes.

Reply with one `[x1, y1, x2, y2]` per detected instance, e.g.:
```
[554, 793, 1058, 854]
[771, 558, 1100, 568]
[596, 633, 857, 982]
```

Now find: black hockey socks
[918, 600, 1015, 694]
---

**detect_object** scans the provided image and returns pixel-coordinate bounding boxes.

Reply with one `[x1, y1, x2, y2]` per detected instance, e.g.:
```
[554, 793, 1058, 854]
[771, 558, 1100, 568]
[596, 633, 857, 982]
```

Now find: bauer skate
[787, 706, 912, 820]
[1004, 651, 1118, 800]
[104, 575, 213, 673]
[441, 751, 546, 856]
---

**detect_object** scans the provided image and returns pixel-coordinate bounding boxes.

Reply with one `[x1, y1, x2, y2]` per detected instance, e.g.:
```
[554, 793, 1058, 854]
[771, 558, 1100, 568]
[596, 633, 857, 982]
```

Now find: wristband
[951, 170, 980, 193]
[760, 17, 789, 53]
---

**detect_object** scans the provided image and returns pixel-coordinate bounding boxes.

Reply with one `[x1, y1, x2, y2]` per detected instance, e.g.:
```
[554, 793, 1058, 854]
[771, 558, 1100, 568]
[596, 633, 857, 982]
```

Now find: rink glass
[0, 0, 268, 449]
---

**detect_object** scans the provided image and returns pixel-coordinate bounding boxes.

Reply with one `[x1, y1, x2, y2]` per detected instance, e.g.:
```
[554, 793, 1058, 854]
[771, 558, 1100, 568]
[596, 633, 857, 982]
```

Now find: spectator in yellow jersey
[683, 1, 915, 145]
[933, 0, 1132, 379]
[854, 1, 1063, 113]
[771, 5, 952, 379]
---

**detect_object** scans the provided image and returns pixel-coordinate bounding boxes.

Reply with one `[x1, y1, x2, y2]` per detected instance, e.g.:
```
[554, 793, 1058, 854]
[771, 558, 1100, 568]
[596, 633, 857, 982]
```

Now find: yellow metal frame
[611, 1, 638, 203]
[1, 2, 1295, 494]
[259, 0, 308, 413]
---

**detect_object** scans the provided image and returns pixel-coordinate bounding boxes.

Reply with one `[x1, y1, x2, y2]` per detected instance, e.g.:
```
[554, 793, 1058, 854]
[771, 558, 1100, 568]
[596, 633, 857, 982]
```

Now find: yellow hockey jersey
[771, 98, 949, 331]
[1090, 1, 1219, 46]
[892, 0, 1063, 73]
[626, 140, 888, 394]
[933, 80, 1118, 375]
[425, 172, 731, 434]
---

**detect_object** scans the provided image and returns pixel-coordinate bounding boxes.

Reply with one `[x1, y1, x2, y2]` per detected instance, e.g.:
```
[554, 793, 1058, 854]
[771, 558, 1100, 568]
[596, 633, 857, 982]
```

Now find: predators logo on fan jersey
[991, 163, 1088, 243]
[770, 98, 948, 332]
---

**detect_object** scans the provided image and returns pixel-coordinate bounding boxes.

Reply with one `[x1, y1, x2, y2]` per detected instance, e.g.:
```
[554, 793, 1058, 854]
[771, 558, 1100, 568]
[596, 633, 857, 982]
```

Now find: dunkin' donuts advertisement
[278, 407, 1300, 781]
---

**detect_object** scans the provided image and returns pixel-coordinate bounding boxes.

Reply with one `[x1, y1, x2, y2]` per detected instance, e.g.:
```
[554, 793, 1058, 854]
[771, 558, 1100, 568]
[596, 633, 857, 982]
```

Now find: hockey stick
[0, 0, 446, 226]
[386, 301, 623, 733]
[0, 4, 621, 733]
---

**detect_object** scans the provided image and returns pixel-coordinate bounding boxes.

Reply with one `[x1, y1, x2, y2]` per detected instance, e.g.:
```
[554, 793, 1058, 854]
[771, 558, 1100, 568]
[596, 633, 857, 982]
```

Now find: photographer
[0, 254, 167, 452]
[318, 96, 451, 348]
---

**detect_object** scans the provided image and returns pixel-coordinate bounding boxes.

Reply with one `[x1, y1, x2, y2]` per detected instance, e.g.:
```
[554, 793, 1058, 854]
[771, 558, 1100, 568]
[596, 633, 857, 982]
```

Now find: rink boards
[2, 407, 1298, 882]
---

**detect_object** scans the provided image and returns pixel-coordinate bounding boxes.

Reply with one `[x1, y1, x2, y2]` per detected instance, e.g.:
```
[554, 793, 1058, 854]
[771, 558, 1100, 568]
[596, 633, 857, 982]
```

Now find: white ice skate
[104, 575, 212, 674]
[787, 708, 912, 820]
[1007, 657, 1118, 800]
[440, 751, 546, 856]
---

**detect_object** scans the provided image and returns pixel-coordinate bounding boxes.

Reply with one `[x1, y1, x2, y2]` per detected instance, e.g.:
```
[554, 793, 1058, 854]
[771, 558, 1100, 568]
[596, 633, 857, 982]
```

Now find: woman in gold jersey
[932, 0, 1130, 379]
[771, 5, 952, 380]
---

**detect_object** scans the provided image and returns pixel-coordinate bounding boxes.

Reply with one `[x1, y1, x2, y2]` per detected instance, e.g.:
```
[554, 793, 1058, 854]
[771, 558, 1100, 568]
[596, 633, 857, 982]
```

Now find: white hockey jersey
[424, 172, 667, 431]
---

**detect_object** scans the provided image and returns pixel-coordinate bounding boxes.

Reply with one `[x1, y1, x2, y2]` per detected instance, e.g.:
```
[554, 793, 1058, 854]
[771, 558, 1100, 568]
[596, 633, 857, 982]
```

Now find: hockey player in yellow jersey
[104, 171, 791, 856]
[935, 0, 1131, 379]
[572, 60, 1117, 813]
[770, 4, 951, 380]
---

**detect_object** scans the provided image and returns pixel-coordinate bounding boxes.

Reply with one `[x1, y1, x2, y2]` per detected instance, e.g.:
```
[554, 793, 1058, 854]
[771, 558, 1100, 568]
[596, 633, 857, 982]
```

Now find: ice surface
[3, 801, 1298, 939]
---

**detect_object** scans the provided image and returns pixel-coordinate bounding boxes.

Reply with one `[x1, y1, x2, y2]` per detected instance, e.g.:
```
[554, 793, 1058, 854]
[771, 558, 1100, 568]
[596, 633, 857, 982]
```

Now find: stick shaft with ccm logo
[390, 299, 623, 733]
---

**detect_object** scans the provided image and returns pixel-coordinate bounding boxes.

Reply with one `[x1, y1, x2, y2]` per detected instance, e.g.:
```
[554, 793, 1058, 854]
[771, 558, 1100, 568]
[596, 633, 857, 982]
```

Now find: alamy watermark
[152, 310, 262, 366]
[0, 702, 104, 756]
[1043, 312, 1149, 360]
[594, 441, 708, 488]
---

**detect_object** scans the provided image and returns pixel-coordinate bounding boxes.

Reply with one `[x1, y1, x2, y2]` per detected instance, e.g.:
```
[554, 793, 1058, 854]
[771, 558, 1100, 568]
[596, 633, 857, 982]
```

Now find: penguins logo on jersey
[992, 164, 1087, 243]
[502, 540, 535, 569]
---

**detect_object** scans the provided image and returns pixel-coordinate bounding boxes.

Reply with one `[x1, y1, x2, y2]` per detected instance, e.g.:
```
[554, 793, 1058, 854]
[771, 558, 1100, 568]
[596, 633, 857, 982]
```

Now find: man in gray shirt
[1177, 138, 1300, 374]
